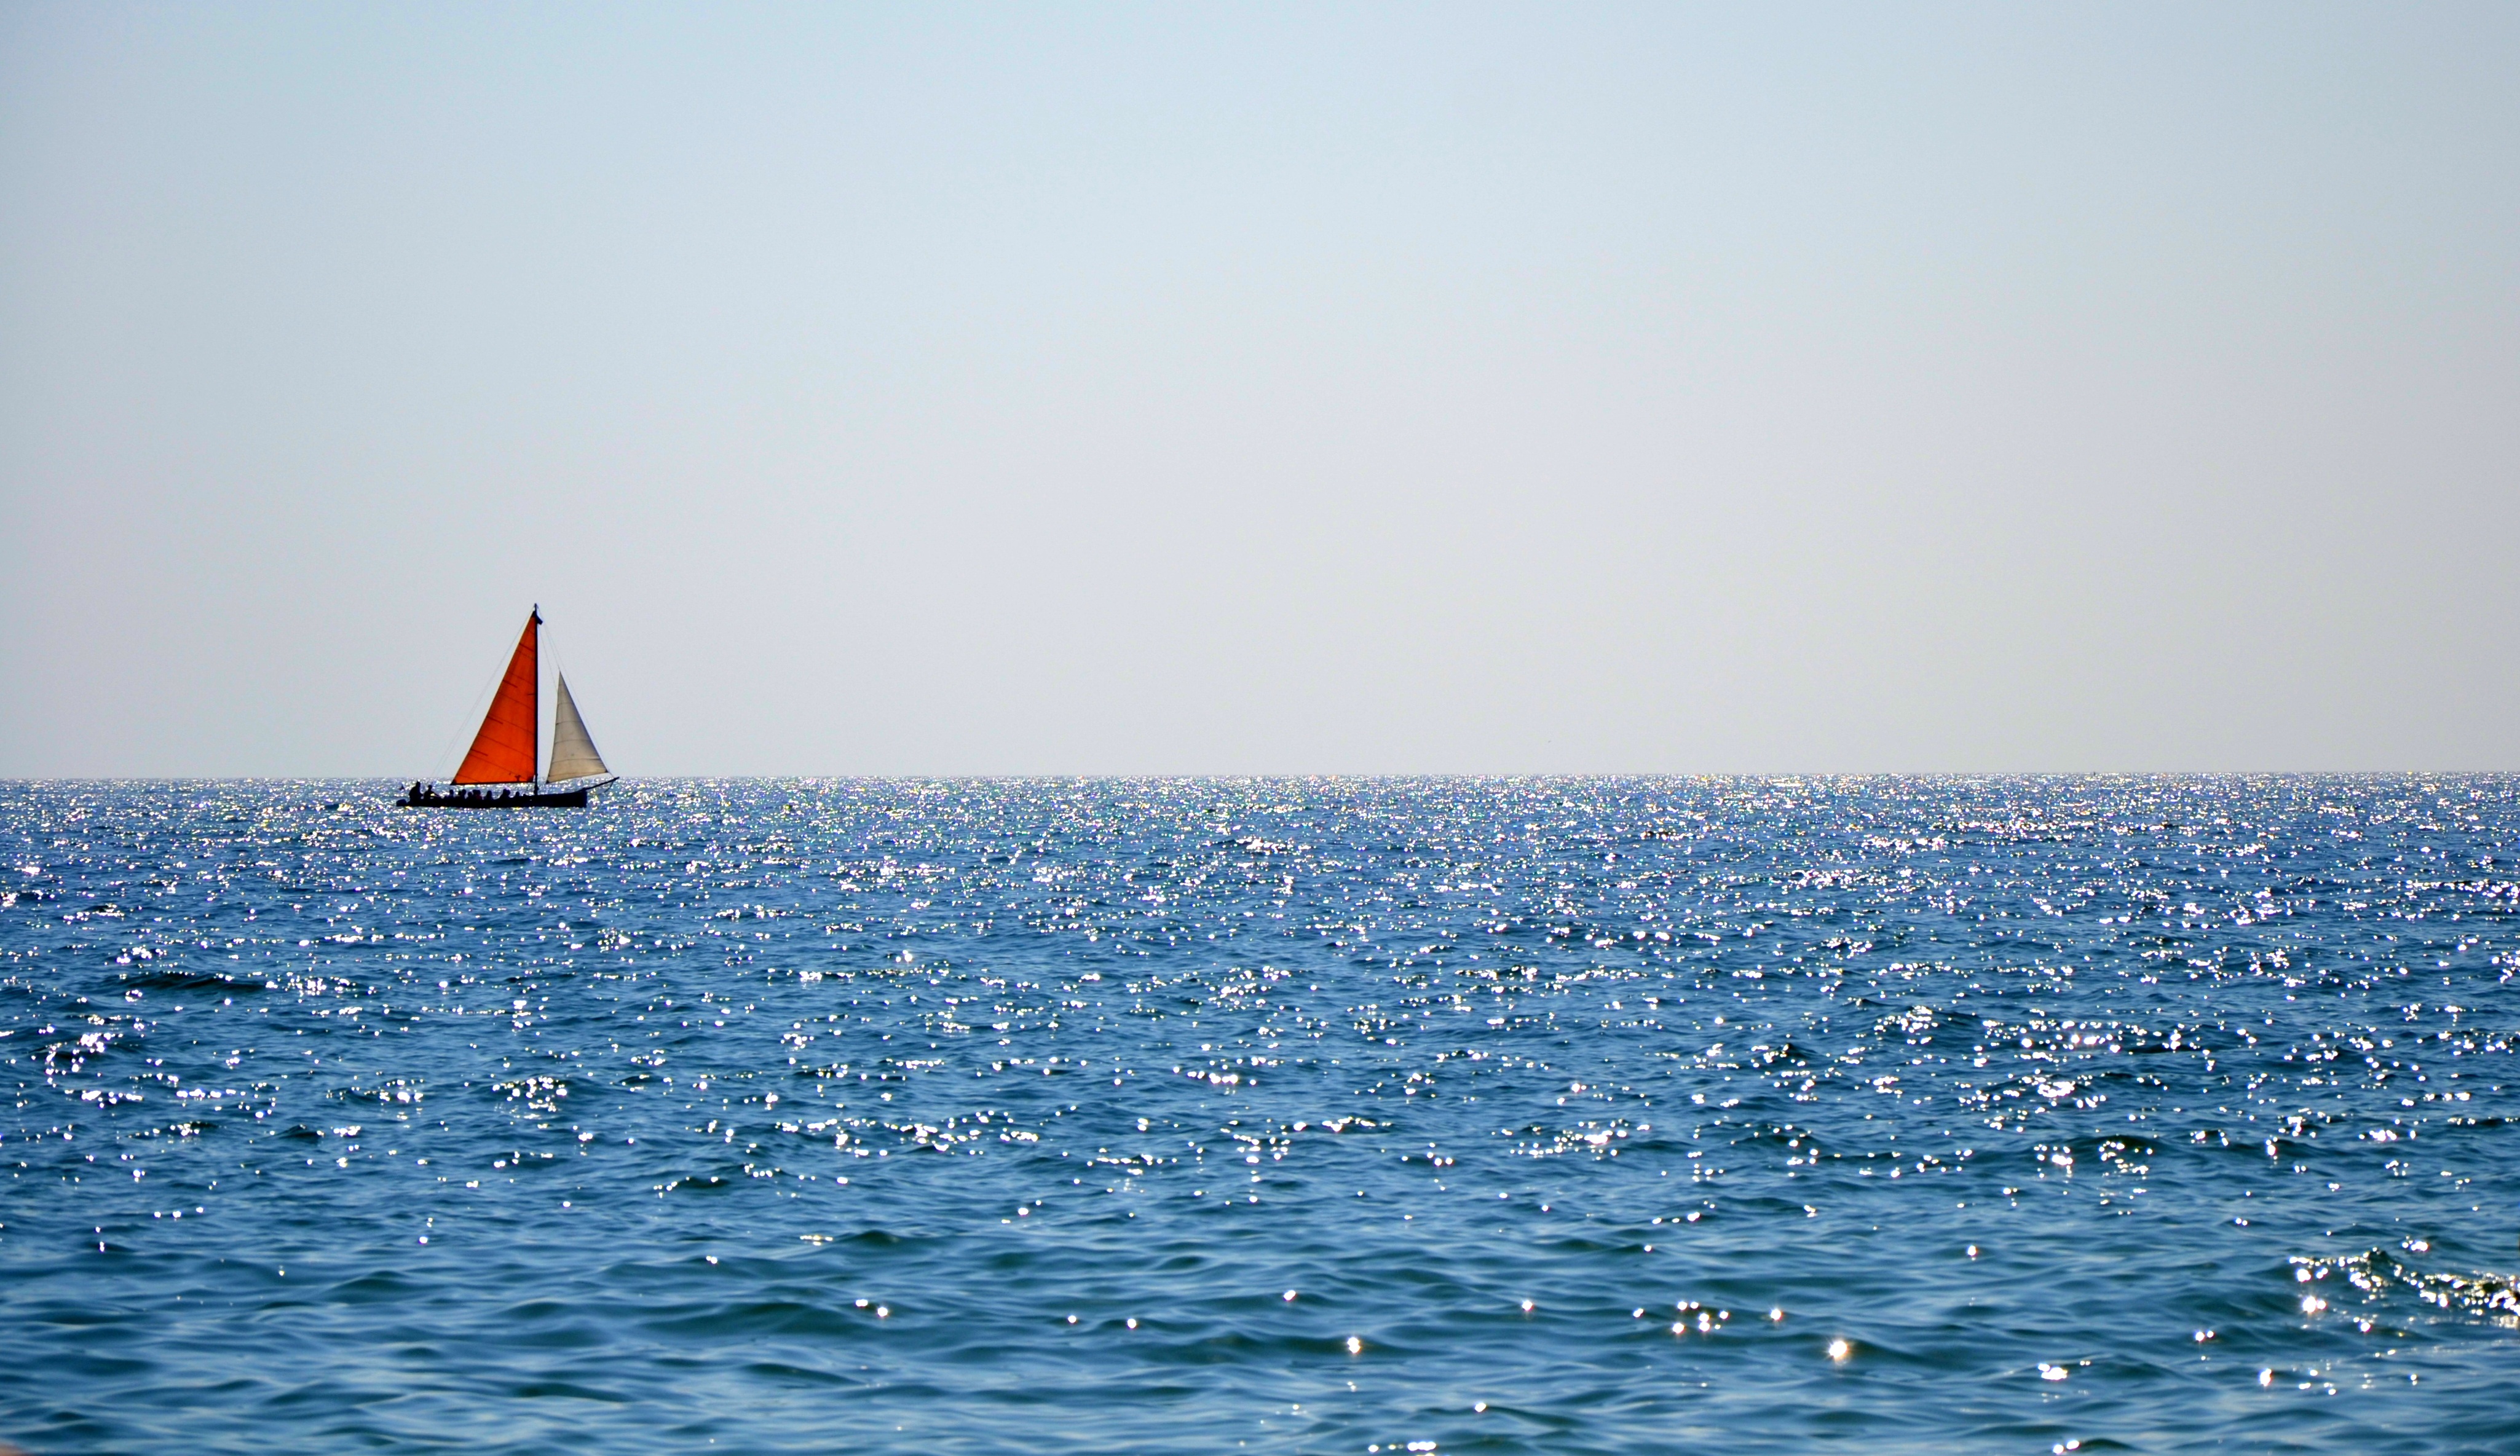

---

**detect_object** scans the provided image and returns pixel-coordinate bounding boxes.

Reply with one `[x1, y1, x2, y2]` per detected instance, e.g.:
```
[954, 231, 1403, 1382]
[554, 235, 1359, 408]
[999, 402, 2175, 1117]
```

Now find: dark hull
[401, 784, 591, 809]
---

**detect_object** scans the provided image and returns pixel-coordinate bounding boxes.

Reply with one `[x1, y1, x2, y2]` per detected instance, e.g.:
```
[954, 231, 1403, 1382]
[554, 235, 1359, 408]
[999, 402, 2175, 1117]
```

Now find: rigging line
[424, 619, 525, 783]
[543, 618, 567, 701]
[541, 618, 565, 784]
[538, 618, 614, 787]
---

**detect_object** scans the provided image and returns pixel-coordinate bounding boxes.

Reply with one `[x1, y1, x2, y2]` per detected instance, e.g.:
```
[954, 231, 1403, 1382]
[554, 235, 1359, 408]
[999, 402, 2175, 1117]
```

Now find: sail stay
[451, 610, 540, 784]
[546, 674, 610, 783]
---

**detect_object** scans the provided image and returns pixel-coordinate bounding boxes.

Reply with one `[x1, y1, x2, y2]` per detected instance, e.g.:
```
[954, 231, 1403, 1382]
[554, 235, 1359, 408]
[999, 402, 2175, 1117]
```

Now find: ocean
[2, 777, 2514, 1453]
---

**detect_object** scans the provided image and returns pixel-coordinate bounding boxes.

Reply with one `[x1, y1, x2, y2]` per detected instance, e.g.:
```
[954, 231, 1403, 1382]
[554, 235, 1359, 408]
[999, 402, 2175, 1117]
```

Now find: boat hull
[401, 784, 593, 809]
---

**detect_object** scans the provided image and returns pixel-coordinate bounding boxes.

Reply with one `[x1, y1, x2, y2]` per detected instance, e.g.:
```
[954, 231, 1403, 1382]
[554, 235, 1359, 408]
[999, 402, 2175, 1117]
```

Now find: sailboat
[400, 607, 617, 808]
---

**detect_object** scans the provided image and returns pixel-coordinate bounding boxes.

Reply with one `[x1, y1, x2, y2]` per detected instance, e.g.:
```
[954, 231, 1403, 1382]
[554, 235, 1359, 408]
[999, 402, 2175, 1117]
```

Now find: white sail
[545, 674, 610, 783]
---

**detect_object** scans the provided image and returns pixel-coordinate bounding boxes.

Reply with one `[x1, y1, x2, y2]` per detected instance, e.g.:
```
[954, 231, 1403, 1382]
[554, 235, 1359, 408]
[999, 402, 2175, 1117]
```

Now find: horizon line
[4, 769, 2516, 784]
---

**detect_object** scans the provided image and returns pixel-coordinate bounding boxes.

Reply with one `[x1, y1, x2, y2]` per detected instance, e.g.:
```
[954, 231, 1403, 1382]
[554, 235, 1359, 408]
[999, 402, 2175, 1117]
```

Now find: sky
[2, 2, 2515, 777]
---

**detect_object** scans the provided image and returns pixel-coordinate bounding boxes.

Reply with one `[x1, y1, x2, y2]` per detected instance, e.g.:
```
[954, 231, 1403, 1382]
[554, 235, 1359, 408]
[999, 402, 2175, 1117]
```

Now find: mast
[451, 608, 540, 785]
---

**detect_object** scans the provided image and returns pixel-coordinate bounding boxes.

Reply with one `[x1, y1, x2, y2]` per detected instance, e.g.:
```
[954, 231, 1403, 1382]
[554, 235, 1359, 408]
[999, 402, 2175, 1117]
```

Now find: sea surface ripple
[3, 777, 2517, 1453]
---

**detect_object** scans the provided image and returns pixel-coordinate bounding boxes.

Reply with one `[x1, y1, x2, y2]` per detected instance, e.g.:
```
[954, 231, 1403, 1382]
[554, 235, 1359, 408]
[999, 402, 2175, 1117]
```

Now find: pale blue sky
[3, 2, 2514, 774]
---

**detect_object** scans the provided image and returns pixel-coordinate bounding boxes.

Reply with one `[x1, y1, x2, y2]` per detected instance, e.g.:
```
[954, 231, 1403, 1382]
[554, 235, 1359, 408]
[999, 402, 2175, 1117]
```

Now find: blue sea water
[2, 777, 2516, 1454]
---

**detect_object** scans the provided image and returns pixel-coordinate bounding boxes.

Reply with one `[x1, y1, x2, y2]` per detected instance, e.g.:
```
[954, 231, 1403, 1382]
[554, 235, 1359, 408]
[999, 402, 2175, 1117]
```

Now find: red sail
[451, 610, 540, 784]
